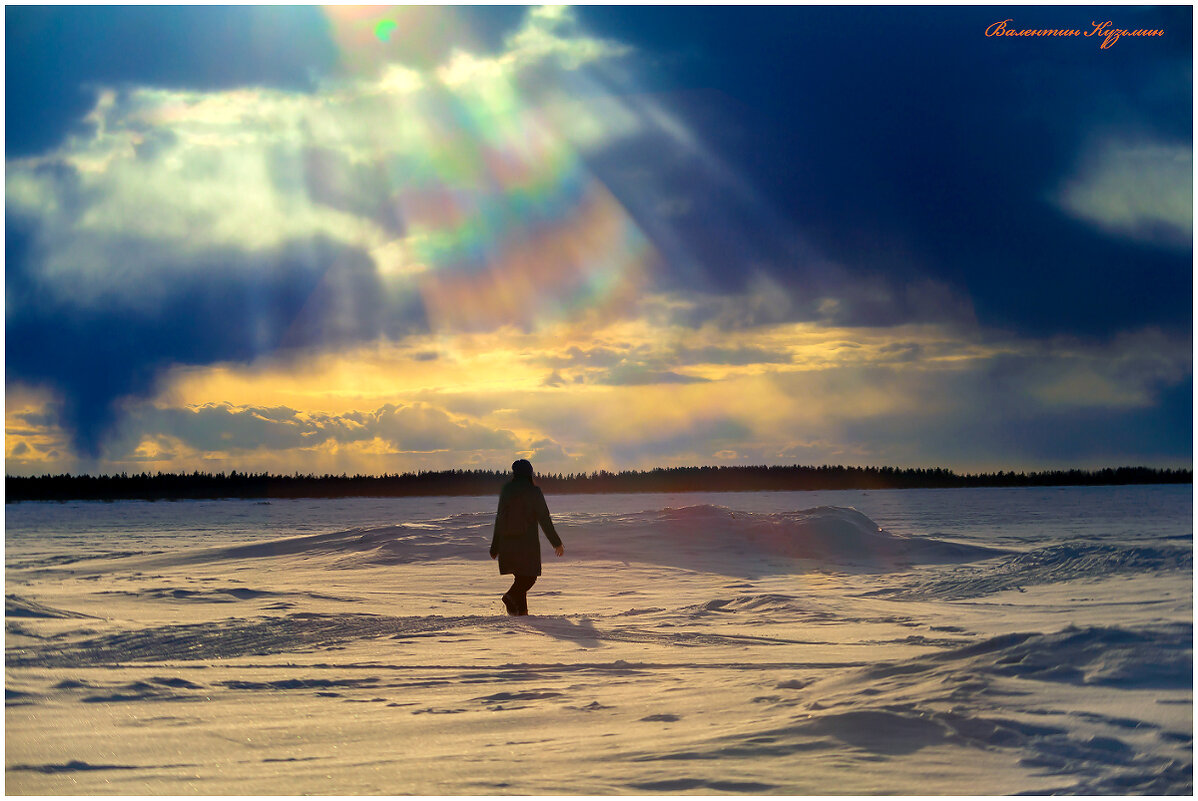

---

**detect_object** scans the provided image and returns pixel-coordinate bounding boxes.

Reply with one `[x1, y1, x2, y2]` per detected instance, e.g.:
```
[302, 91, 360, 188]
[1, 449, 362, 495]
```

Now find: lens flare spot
[374, 19, 398, 42]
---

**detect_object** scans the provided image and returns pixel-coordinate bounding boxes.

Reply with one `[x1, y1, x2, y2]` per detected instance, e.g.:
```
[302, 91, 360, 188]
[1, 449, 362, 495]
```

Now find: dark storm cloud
[6, 225, 426, 456]
[5, 6, 338, 158]
[576, 5, 1192, 338]
[823, 337, 1193, 469]
[642, 270, 978, 332]
[579, 119, 985, 333]
[837, 380, 1193, 470]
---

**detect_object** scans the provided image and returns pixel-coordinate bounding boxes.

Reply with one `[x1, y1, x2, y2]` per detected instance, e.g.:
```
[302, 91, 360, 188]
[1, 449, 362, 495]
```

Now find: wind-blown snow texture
[6, 486, 1192, 794]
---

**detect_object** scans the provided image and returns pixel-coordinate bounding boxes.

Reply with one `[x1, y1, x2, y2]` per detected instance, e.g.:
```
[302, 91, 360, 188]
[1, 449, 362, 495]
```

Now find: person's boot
[501, 593, 518, 615]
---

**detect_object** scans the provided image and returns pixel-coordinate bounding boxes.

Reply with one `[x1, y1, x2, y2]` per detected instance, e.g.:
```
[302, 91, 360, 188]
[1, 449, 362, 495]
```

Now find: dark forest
[6, 465, 1190, 502]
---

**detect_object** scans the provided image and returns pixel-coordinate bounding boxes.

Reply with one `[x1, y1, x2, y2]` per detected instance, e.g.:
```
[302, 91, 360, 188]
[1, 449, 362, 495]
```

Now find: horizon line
[7, 463, 1192, 481]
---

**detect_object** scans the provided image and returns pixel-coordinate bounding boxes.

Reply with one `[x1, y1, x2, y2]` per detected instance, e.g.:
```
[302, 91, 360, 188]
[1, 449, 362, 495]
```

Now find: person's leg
[500, 583, 518, 615]
[501, 575, 537, 616]
[512, 575, 536, 615]
[507, 576, 530, 597]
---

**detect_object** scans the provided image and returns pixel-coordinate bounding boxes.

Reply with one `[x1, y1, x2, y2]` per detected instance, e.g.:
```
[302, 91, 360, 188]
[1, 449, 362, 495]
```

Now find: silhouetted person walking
[490, 459, 563, 615]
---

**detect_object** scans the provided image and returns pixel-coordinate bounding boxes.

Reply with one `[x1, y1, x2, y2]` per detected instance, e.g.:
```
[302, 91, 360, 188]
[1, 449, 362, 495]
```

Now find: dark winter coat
[490, 477, 562, 576]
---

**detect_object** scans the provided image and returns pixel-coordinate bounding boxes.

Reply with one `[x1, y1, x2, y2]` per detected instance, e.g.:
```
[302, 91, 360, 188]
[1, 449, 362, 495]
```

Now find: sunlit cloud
[436, 4, 628, 87]
[106, 401, 522, 465]
[7, 87, 376, 310]
[4, 384, 73, 472]
[9, 284, 1177, 475]
[1056, 135, 1192, 247]
[6, 5, 648, 319]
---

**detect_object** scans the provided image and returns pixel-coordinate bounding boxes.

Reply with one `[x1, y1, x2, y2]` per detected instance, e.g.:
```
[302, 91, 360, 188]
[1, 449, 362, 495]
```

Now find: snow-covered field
[5, 485, 1192, 794]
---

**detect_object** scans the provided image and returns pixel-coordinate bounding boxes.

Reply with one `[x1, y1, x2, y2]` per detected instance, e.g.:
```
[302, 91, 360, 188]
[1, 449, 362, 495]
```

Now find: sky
[5, 4, 1193, 477]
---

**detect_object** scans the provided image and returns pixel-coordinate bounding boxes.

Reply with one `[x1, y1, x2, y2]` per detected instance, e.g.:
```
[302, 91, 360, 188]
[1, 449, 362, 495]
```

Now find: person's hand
[554, 545, 564, 557]
[490, 552, 497, 560]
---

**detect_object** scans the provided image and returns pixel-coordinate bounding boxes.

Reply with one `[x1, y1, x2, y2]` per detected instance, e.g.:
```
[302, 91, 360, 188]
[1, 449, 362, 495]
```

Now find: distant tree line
[5, 465, 1191, 502]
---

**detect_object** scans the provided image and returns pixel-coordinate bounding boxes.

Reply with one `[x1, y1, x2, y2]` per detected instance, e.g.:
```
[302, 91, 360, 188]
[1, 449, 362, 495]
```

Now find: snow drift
[143, 505, 1006, 576]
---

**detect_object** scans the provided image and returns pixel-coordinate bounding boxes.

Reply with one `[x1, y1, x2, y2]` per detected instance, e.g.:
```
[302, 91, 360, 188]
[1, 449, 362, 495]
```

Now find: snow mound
[137, 505, 1004, 576]
[577, 505, 1005, 570]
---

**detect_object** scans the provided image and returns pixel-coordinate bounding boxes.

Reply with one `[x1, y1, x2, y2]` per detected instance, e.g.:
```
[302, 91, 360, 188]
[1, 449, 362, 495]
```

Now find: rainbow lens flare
[319, 5, 655, 334]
